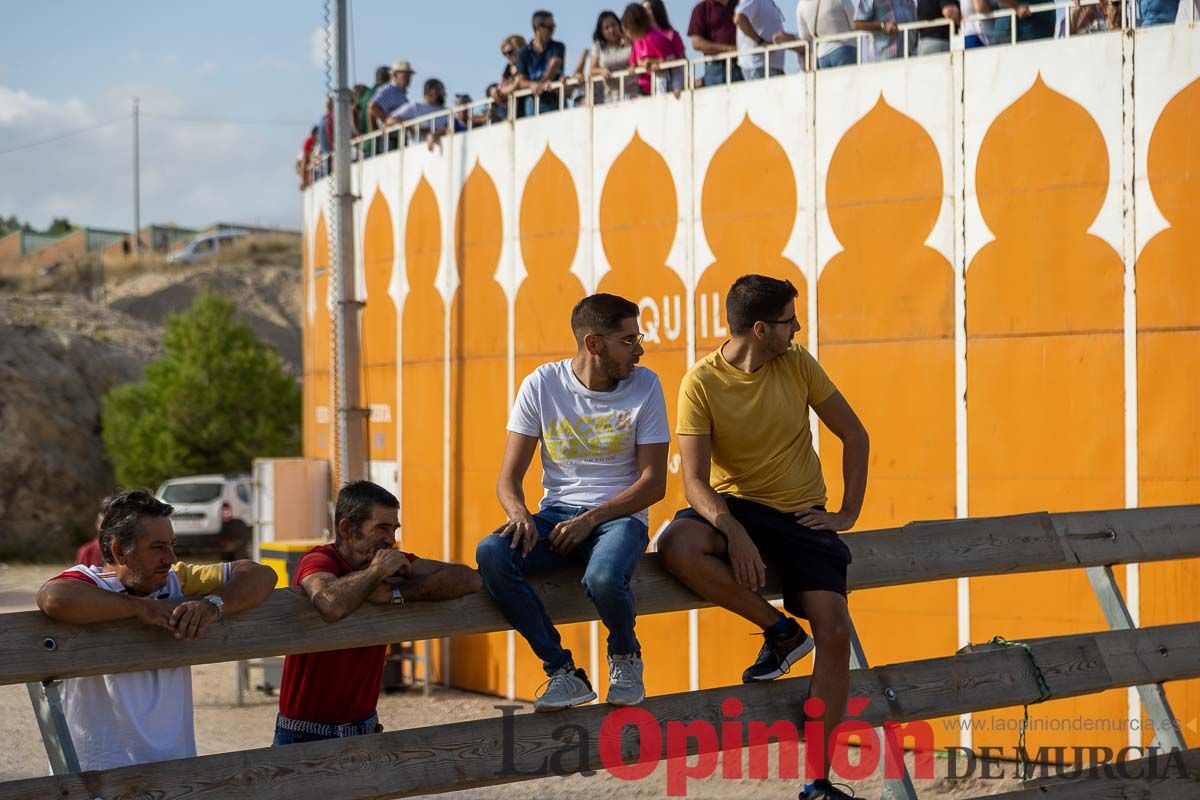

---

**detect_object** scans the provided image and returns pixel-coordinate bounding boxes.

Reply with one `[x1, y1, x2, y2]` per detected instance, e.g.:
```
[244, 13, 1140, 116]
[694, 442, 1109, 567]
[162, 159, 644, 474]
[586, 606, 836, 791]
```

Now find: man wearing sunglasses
[476, 293, 669, 712]
[514, 10, 566, 116]
[658, 274, 870, 800]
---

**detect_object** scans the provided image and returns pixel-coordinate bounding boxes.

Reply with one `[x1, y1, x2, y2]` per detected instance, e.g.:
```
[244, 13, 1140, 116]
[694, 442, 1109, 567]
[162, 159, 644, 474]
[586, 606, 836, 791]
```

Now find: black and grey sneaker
[741, 618, 815, 682]
[534, 666, 597, 712]
[798, 779, 866, 799]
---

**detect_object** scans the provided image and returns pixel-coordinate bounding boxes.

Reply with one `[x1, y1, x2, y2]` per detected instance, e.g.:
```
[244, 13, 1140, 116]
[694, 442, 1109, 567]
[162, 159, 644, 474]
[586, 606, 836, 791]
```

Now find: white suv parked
[157, 474, 254, 559]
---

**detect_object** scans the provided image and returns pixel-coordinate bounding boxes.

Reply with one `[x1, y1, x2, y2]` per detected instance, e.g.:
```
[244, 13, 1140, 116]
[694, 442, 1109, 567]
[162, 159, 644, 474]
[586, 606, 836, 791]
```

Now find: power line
[0, 115, 128, 157]
[141, 111, 311, 127]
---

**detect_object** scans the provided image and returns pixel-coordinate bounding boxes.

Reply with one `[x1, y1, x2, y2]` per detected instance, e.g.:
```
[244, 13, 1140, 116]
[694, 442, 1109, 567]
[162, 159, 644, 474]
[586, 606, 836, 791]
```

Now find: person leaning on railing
[624, 3, 687, 98]
[915, 0, 962, 53]
[734, 0, 797, 78]
[35, 489, 278, 771]
[493, 34, 526, 118]
[274, 481, 480, 747]
[852, 0, 917, 61]
[689, 0, 745, 86]
[796, 0, 858, 69]
[515, 10, 566, 116]
[358, 64, 391, 158]
[578, 9, 637, 104]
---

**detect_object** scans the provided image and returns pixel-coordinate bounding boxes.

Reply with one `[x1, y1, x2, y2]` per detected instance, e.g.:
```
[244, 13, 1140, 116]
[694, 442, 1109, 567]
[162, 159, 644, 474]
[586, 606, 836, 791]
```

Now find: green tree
[102, 292, 301, 488]
[47, 217, 75, 234]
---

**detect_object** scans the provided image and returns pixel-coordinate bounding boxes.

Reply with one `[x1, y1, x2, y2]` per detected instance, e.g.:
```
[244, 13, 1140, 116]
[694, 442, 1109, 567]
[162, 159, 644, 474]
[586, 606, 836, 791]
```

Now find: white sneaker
[534, 666, 597, 712]
[605, 653, 645, 706]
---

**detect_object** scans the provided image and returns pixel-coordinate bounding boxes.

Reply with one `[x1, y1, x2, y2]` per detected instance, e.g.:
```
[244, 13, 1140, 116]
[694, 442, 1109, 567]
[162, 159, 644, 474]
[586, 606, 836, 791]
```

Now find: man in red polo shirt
[274, 480, 481, 745]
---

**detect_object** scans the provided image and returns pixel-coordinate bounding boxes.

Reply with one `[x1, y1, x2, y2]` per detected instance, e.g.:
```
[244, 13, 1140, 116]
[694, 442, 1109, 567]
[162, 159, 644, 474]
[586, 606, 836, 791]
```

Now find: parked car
[157, 474, 254, 559]
[165, 230, 248, 265]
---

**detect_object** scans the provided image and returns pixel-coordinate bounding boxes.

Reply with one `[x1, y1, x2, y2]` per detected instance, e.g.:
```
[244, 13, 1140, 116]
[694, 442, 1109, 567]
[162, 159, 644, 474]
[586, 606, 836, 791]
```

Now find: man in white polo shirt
[36, 489, 277, 771]
[476, 293, 669, 712]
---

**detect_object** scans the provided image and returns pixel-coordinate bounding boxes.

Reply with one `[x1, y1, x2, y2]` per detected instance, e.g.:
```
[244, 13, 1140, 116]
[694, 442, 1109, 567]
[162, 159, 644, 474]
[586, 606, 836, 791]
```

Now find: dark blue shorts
[672, 494, 852, 617]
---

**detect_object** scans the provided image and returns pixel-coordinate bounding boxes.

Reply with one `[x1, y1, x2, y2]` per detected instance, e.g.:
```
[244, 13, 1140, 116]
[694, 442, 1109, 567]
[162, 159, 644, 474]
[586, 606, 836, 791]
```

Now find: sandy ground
[0, 563, 1021, 798]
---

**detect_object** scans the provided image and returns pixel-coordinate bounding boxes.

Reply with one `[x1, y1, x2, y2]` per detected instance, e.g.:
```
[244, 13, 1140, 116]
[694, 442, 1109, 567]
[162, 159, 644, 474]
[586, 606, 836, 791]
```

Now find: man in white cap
[369, 60, 415, 128]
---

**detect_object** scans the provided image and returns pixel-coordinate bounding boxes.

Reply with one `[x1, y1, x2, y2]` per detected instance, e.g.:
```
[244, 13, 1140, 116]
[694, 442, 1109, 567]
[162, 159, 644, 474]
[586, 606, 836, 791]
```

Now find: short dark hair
[571, 293, 640, 344]
[98, 489, 174, 565]
[375, 65, 391, 84]
[335, 480, 399, 537]
[424, 78, 445, 96]
[621, 3, 652, 38]
[726, 275, 799, 335]
[532, 10, 554, 30]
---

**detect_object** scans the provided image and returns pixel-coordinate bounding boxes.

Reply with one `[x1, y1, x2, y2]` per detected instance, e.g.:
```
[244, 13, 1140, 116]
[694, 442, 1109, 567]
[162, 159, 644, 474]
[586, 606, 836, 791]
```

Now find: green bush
[102, 292, 301, 488]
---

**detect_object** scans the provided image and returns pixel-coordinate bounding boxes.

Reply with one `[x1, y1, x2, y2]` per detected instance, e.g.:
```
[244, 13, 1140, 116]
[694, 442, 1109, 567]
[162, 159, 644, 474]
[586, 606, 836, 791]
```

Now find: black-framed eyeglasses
[502, 48, 515, 57]
[763, 315, 798, 327]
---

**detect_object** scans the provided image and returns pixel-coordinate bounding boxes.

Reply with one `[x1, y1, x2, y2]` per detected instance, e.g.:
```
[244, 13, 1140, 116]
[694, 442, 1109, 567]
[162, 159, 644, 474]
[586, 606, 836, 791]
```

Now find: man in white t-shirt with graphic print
[36, 489, 277, 771]
[476, 293, 669, 712]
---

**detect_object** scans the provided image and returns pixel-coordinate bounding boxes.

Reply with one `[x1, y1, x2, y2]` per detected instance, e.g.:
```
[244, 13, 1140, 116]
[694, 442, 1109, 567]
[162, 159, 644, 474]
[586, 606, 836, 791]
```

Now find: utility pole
[331, 0, 366, 483]
[132, 97, 140, 256]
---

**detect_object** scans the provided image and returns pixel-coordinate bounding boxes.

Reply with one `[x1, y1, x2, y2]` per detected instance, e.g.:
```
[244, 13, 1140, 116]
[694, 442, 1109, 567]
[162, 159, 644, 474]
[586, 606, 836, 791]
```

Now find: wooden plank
[1, 622, 1196, 800]
[2, 505, 1198, 685]
[981, 748, 1200, 798]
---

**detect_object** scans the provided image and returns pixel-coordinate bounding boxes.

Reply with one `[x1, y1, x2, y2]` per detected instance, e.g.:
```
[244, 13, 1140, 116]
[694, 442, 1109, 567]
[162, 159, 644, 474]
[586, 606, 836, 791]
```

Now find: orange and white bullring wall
[301, 23, 1200, 757]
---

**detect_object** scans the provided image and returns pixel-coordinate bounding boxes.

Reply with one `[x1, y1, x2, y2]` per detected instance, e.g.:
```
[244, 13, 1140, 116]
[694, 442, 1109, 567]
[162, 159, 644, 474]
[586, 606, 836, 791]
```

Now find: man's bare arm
[495, 432, 541, 555]
[387, 558, 481, 602]
[36, 580, 174, 630]
[302, 549, 411, 623]
[797, 390, 869, 531]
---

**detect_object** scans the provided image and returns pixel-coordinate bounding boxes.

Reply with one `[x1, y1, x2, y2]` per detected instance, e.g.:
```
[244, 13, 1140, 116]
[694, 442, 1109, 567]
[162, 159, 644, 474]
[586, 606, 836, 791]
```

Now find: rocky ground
[0, 239, 301, 560]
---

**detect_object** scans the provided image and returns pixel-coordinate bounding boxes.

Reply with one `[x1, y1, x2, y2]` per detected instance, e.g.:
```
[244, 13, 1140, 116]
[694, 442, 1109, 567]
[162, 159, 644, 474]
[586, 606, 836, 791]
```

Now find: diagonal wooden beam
[0, 622, 1196, 800]
[1, 505, 1197, 685]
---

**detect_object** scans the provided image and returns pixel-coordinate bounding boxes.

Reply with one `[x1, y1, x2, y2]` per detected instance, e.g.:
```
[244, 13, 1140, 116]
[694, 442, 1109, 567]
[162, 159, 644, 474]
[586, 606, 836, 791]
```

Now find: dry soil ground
[0, 563, 1021, 799]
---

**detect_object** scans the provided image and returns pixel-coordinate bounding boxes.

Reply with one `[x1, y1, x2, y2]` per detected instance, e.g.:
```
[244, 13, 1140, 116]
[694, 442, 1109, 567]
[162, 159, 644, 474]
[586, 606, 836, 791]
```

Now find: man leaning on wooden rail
[273, 480, 481, 746]
[658, 274, 871, 800]
[35, 489, 278, 771]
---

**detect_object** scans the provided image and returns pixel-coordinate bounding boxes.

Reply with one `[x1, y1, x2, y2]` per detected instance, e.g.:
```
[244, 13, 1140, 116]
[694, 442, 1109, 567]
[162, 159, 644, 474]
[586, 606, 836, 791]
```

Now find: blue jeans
[703, 60, 744, 86]
[817, 46, 856, 69]
[476, 504, 648, 675]
[1138, 0, 1179, 24]
[273, 727, 337, 746]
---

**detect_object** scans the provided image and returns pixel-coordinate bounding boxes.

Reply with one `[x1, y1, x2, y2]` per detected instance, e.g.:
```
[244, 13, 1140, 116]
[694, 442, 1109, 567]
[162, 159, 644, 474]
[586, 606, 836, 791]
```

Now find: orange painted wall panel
[1136, 76, 1200, 744]
[362, 189, 398, 462]
[817, 98, 959, 750]
[449, 163, 511, 696]
[308, 213, 332, 462]
[966, 76, 1126, 754]
[511, 145, 593, 700]
[596, 131, 691, 698]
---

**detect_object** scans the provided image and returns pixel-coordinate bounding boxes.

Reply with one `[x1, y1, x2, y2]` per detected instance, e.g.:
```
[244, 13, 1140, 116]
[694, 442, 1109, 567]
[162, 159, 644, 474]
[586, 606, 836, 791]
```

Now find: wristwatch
[203, 594, 224, 621]
[390, 587, 405, 606]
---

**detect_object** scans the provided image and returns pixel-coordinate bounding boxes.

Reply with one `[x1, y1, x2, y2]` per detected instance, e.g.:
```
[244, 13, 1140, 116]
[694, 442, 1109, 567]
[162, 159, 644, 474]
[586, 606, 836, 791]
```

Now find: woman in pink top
[622, 3, 686, 96]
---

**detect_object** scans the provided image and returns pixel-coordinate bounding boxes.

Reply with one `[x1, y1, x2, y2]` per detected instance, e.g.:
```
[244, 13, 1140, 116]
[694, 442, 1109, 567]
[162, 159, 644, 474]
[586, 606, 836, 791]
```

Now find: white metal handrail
[323, 12, 1189, 167]
[810, 30, 874, 66]
[896, 18, 955, 58]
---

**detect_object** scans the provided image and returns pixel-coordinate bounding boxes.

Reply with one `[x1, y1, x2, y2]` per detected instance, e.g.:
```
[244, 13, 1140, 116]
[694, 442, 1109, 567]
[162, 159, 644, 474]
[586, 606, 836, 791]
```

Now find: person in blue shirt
[515, 10, 566, 116]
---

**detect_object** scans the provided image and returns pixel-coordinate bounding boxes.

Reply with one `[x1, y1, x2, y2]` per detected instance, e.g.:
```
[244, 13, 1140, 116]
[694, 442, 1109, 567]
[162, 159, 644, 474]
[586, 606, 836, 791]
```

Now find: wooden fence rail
[3, 506, 1199, 685]
[1, 622, 1196, 800]
[985, 747, 1200, 798]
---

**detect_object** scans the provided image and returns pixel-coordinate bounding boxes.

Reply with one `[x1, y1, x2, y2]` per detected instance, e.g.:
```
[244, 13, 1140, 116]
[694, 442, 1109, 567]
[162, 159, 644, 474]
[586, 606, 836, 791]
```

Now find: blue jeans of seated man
[476, 504, 649, 675]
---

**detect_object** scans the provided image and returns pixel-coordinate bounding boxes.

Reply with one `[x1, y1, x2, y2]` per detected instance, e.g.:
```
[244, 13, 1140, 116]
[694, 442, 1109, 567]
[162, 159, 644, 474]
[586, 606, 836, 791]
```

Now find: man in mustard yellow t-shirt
[658, 274, 869, 800]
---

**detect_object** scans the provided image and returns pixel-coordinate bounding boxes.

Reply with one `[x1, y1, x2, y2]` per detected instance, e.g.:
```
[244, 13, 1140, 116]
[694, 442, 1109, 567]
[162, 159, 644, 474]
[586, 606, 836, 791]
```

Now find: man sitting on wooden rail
[477, 293, 670, 711]
[658, 274, 870, 800]
[274, 480, 480, 745]
[35, 489, 278, 771]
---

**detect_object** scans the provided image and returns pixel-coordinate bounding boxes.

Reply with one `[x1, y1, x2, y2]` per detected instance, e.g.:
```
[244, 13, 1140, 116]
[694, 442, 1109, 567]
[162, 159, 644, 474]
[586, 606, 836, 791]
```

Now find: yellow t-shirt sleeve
[798, 347, 837, 406]
[675, 371, 713, 435]
[174, 562, 229, 596]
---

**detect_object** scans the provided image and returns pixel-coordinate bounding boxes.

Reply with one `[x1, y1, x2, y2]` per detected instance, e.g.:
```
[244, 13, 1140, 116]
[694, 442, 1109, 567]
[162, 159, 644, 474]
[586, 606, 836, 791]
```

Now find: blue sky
[0, 0, 801, 231]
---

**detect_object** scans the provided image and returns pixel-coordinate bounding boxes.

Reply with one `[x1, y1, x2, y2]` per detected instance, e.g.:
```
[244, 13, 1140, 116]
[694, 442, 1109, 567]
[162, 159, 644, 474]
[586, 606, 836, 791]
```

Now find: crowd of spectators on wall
[297, 0, 1193, 181]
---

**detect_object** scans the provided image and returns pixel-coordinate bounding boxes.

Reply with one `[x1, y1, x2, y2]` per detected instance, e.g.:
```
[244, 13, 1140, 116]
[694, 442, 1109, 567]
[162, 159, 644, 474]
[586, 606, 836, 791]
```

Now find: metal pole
[331, 0, 366, 483]
[132, 97, 140, 256]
